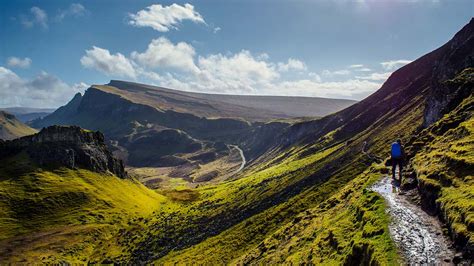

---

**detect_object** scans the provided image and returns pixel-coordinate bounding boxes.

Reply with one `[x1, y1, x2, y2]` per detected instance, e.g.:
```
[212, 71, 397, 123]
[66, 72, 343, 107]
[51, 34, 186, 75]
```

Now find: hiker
[391, 139, 404, 182]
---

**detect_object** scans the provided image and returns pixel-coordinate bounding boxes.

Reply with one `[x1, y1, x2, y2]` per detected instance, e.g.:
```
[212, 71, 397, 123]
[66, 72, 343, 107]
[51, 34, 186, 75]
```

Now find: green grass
[412, 93, 473, 250]
[0, 153, 168, 263]
[157, 165, 398, 265]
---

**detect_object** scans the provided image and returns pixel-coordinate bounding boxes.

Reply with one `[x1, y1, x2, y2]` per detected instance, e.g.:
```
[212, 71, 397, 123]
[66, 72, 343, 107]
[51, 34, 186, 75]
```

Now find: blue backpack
[391, 142, 402, 158]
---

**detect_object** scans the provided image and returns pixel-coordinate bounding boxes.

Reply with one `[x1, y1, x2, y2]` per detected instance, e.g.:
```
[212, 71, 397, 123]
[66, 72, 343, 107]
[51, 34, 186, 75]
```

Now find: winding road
[372, 177, 454, 264]
[230, 145, 246, 173]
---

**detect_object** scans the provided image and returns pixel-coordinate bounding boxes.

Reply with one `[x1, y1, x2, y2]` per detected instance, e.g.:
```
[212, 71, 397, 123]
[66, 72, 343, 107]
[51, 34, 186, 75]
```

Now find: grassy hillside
[0, 111, 37, 140]
[0, 152, 168, 263]
[410, 70, 473, 253]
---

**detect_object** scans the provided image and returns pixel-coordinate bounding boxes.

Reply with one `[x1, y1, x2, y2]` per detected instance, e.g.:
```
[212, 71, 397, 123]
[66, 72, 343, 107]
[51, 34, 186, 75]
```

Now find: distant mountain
[31, 81, 354, 169]
[0, 111, 37, 140]
[0, 107, 55, 123]
[105, 80, 357, 119]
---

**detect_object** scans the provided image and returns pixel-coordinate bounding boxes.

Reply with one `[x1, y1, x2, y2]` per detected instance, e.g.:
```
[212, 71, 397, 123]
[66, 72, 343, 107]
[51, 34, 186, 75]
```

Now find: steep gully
[372, 177, 455, 264]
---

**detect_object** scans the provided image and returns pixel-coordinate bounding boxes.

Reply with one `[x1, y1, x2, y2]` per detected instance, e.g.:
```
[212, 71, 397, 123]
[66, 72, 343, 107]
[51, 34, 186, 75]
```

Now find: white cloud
[21, 6, 48, 29]
[71, 82, 90, 91]
[80, 38, 382, 99]
[129, 3, 205, 32]
[356, 72, 392, 81]
[80, 46, 137, 79]
[131, 37, 199, 73]
[56, 3, 87, 21]
[7, 57, 32, 68]
[213, 27, 221, 33]
[348, 64, 371, 72]
[322, 69, 351, 76]
[308, 72, 322, 82]
[0, 67, 87, 108]
[195, 50, 279, 93]
[277, 58, 307, 72]
[380, 60, 412, 70]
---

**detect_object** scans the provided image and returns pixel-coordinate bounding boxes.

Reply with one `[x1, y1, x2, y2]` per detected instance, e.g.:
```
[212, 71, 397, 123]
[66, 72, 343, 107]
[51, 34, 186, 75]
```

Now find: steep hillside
[0, 111, 37, 140]
[410, 68, 473, 256]
[0, 126, 167, 263]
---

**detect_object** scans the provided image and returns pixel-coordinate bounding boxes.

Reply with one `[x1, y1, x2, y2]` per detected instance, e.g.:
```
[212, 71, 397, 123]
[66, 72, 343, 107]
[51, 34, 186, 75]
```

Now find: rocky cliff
[0, 126, 127, 178]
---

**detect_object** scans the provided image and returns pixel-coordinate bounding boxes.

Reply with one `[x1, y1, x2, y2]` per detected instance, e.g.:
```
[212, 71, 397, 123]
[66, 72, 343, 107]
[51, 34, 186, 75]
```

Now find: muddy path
[372, 177, 455, 264]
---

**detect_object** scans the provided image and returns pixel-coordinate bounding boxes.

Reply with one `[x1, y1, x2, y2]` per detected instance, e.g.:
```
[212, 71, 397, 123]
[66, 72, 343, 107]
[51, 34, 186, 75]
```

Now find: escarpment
[0, 125, 127, 178]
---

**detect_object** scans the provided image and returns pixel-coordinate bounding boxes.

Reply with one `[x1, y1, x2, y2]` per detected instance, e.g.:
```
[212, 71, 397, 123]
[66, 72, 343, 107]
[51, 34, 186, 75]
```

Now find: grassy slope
[157, 163, 398, 265]
[0, 111, 37, 140]
[0, 152, 169, 263]
[412, 89, 473, 250]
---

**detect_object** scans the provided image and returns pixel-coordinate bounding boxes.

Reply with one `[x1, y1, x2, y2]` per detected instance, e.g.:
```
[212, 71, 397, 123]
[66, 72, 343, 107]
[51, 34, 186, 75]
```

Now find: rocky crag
[0, 126, 127, 178]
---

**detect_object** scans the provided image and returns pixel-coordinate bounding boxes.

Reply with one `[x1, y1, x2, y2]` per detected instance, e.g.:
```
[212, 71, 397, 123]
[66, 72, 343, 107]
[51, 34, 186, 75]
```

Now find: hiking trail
[371, 176, 455, 264]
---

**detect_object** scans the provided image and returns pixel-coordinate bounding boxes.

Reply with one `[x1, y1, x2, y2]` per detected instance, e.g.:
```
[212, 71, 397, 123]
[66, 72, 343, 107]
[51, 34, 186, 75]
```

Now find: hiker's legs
[398, 160, 403, 182]
[392, 159, 397, 179]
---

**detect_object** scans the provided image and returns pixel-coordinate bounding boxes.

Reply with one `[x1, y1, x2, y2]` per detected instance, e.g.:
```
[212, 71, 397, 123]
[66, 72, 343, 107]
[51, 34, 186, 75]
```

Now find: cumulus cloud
[80, 38, 382, 99]
[356, 72, 392, 81]
[381, 60, 412, 70]
[349, 64, 364, 68]
[0, 67, 87, 108]
[129, 3, 205, 32]
[21, 6, 48, 29]
[7, 57, 32, 69]
[131, 37, 199, 73]
[213, 27, 221, 33]
[81, 46, 137, 79]
[56, 3, 87, 21]
[195, 50, 279, 93]
[277, 58, 307, 72]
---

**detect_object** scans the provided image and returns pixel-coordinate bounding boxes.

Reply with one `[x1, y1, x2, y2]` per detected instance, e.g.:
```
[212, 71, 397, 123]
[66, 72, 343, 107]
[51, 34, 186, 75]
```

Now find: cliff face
[0, 126, 127, 178]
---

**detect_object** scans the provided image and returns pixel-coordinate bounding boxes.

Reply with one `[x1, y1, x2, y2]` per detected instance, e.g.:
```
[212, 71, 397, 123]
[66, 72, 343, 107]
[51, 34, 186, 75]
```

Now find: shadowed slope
[0, 111, 37, 140]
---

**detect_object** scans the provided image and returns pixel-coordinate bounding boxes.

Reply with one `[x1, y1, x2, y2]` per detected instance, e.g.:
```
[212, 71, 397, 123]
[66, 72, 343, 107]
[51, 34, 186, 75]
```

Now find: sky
[0, 0, 473, 108]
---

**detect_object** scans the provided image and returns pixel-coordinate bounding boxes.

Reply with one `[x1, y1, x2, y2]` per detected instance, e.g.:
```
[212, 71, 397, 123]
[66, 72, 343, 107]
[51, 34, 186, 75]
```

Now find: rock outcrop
[0, 125, 127, 178]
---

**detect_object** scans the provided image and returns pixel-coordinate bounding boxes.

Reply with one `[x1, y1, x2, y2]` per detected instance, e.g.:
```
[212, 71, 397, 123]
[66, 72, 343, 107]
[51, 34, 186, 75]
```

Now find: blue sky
[0, 0, 473, 108]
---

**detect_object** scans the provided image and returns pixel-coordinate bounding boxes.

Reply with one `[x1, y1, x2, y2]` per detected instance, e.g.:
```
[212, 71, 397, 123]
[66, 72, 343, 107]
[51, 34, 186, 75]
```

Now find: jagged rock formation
[0, 125, 127, 178]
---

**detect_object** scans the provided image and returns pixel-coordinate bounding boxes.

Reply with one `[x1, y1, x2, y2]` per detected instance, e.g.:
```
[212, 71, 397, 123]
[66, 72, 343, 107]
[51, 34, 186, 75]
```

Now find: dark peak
[0, 125, 127, 178]
[70, 92, 83, 103]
